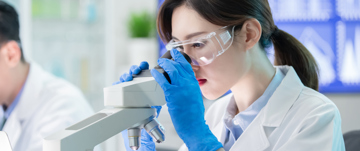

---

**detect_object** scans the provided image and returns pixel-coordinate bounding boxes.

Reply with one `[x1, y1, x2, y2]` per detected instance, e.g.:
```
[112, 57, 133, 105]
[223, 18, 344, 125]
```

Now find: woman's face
[171, 5, 251, 100]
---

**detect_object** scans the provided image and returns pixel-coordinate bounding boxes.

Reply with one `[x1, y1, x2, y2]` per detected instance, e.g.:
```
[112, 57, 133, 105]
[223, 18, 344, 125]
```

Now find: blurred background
[4, 0, 360, 150]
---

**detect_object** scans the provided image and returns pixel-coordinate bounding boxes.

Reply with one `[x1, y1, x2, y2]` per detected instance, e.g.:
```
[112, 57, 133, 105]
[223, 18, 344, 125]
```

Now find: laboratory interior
[0, 0, 360, 151]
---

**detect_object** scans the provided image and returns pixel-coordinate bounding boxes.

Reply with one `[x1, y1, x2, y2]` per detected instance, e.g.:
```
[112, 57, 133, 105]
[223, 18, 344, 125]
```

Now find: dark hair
[157, 0, 319, 91]
[0, 1, 25, 62]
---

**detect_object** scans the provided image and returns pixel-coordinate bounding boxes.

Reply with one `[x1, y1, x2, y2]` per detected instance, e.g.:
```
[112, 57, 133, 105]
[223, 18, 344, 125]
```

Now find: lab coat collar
[2, 111, 22, 148]
[262, 66, 304, 127]
[224, 66, 304, 151]
[211, 97, 231, 144]
[3, 63, 45, 147]
[12, 63, 44, 121]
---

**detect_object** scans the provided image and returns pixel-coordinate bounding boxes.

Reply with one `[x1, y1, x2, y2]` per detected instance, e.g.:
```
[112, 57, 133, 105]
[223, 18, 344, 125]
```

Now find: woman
[117, 0, 345, 150]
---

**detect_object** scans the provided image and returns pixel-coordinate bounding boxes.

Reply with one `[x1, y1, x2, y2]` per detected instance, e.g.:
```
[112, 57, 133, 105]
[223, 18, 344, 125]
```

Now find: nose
[191, 64, 200, 72]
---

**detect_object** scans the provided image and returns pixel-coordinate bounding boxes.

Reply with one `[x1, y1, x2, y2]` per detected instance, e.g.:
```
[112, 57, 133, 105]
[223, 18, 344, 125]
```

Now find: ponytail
[270, 27, 319, 91]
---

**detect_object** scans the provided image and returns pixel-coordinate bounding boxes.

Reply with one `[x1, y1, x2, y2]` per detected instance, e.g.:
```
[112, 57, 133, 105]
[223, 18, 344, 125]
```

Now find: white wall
[108, 0, 158, 76]
[327, 94, 360, 134]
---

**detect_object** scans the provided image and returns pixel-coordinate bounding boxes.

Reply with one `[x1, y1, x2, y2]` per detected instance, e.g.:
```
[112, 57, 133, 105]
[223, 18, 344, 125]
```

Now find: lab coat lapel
[2, 63, 44, 147]
[210, 95, 233, 144]
[230, 110, 270, 151]
[230, 66, 304, 151]
[212, 119, 226, 143]
[14, 63, 45, 119]
[15, 63, 44, 121]
[2, 112, 22, 148]
[262, 66, 303, 127]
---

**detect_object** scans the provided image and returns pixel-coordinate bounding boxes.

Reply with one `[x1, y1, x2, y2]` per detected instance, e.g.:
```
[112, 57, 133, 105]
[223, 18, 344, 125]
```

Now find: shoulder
[268, 87, 345, 150]
[296, 87, 339, 113]
[40, 70, 84, 100]
[19, 64, 94, 139]
[34, 65, 88, 107]
[205, 94, 232, 128]
[30, 64, 93, 120]
[273, 65, 341, 124]
[289, 87, 341, 128]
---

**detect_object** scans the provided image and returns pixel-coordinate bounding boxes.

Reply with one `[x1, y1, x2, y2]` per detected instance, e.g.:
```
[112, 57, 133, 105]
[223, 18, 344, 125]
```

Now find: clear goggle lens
[166, 26, 235, 66]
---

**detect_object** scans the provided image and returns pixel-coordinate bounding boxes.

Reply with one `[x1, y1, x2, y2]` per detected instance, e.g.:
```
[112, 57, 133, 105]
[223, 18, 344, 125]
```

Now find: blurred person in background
[0, 1, 93, 151]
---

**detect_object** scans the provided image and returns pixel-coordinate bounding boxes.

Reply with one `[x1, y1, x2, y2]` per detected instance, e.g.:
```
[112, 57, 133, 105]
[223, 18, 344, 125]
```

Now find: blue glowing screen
[158, 0, 360, 93]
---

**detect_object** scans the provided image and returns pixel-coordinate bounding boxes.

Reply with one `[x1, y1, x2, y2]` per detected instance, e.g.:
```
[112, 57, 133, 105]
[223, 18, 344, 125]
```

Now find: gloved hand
[113, 61, 161, 151]
[112, 61, 149, 85]
[150, 49, 223, 151]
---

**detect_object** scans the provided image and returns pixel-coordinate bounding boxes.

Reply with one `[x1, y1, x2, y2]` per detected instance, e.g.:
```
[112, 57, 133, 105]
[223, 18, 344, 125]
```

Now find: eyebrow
[172, 31, 207, 41]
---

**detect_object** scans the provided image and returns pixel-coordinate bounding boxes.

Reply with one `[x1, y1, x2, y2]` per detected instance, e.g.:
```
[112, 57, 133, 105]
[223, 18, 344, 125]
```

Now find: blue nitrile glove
[150, 49, 223, 151]
[112, 61, 149, 85]
[113, 61, 161, 151]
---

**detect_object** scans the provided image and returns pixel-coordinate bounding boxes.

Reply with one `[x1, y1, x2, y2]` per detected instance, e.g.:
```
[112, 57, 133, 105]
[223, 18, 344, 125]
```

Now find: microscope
[43, 51, 191, 151]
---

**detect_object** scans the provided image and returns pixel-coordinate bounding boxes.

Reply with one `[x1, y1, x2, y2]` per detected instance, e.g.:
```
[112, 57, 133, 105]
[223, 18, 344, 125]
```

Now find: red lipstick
[197, 79, 207, 86]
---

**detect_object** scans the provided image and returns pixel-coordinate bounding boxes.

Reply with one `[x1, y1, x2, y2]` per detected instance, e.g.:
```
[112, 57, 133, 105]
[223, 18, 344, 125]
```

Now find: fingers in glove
[157, 58, 180, 85]
[112, 81, 121, 85]
[139, 61, 149, 70]
[120, 73, 133, 82]
[150, 69, 172, 90]
[130, 62, 149, 76]
[170, 49, 194, 75]
[140, 129, 156, 151]
[164, 59, 189, 78]
[129, 65, 141, 75]
[115, 62, 150, 85]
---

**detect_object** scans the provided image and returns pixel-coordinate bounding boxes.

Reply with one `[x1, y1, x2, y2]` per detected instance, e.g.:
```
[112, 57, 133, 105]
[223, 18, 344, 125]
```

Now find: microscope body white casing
[43, 75, 166, 151]
[105, 76, 165, 107]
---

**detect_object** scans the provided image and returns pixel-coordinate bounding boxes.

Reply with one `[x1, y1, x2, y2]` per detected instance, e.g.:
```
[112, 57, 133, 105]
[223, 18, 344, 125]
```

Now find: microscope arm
[44, 51, 191, 151]
[44, 77, 166, 151]
[43, 107, 155, 151]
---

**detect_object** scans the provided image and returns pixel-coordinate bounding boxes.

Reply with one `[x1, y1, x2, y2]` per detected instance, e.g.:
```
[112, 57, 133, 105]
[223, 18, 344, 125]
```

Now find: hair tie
[271, 26, 280, 38]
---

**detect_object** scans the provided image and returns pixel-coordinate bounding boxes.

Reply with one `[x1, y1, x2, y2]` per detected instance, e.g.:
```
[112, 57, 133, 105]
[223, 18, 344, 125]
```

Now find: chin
[201, 90, 223, 100]
[200, 81, 231, 100]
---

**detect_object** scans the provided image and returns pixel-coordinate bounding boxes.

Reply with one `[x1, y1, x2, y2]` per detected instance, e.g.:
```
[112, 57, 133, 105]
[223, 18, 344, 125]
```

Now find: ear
[239, 18, 262, 51]
[1, 41, 22, 68]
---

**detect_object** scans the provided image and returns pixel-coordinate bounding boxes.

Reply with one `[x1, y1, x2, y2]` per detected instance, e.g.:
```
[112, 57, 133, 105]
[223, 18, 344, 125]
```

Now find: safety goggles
[166, 26, 235, 66]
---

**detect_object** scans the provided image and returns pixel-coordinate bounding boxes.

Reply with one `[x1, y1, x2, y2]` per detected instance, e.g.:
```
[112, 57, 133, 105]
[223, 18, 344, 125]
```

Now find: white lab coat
[179, 66, 345, 151]
[2, 63, 94, 151]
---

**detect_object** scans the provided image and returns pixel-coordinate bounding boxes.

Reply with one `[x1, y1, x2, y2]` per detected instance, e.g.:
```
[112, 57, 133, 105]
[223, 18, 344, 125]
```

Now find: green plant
[128, 11, 155, 38]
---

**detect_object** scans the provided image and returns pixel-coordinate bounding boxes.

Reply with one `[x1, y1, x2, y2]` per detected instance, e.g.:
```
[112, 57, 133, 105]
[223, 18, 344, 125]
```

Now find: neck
[4, 62, 30, 108]
[231, 48, 275, 113]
